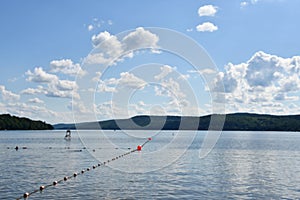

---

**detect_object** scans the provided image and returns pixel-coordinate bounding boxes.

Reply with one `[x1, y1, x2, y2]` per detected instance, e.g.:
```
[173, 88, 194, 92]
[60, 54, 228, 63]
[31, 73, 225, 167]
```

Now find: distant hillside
[0, 114, 53, 130]
[54, 113, 300, 131]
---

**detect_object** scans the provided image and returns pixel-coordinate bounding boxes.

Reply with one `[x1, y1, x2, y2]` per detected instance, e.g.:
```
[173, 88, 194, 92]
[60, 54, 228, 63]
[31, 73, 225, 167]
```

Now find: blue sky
[0, 0, 300, 124]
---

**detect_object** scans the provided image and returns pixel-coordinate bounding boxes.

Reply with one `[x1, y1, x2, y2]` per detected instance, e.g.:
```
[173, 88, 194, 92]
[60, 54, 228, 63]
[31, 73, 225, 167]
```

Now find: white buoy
[23, 192, 29, 198]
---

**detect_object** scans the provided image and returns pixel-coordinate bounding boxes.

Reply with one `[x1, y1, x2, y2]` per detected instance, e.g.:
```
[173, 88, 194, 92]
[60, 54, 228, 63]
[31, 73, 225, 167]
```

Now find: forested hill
[0, 114, 53, 130]
[54, 113, 300, 131]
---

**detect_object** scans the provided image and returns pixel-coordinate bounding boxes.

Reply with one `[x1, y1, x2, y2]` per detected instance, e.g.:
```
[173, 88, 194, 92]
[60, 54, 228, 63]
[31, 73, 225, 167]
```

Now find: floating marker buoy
[23, 192, 29, 198]
[98, 163, 101, 166]
[64, 176, 68, 181]
[15, 146, 19, 151]
[148, 138, 152, 140]
[137, 145, 142, 151]
[40, 185, 45, 191]
[73, 173, 77, 177]
[93, 165, 96, 169]
[53, 181, 58, 186]
[81, 170, 85, 174]
[87, 168, 90, 171]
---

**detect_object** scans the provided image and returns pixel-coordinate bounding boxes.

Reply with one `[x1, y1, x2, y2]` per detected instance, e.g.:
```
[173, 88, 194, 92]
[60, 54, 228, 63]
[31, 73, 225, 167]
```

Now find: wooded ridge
[54, 113, 300, 131]
[0, 114, 53, 130]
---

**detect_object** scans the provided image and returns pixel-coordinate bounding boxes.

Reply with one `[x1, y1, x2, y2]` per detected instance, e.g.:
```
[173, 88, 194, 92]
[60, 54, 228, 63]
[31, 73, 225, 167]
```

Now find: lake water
[1, 130, 300, 199]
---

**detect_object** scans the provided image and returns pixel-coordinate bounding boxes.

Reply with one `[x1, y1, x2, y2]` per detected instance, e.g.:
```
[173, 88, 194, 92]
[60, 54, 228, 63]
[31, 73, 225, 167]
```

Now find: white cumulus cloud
[213, 51, 300, 114]
[91, 31, 121, 50]
[196, 22, 218, 32]
[21, 86, 45, 95]
[122, 27, 159, 51]
[26, 67, 58, 83]
[4, 102, 58, 123]
[0, 85, 20, 102]
[97, 72, 147, 93]
[154, 65, 174, 80]
[155, 78, 186, 100]
[28, 98, 44, 104]
[89, 31, 124, 65]
[25, 67, 79, 99]
[198, 5, 218, 17]
[118, 72, 147, 89]
[87, 27, 159, 66]
[50, 59, 85, 77]
[95, 100, 128, 120]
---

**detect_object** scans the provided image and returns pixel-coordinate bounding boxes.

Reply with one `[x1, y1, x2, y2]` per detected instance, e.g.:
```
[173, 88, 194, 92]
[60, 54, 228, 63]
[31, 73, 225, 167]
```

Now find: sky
[0, 0, 300, 124]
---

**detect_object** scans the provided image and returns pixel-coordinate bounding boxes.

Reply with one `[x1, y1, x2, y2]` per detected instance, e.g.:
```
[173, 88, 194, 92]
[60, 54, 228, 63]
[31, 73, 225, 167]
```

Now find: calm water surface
[1, 130, 300, 199]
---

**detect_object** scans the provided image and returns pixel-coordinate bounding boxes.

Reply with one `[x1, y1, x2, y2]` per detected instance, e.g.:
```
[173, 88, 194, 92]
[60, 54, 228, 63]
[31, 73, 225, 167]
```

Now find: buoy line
[16, 138, 152, 200]
[6, 146, 135, 151]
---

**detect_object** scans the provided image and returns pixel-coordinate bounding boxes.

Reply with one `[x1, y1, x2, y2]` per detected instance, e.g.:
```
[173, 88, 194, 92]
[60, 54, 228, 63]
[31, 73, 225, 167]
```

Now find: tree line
[0, 114, 53, 130]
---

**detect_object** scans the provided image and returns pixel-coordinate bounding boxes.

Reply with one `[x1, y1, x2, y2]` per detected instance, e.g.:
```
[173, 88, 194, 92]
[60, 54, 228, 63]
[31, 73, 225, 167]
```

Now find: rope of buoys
[6, 146, 135, 151]
[16, 138, 152, 199]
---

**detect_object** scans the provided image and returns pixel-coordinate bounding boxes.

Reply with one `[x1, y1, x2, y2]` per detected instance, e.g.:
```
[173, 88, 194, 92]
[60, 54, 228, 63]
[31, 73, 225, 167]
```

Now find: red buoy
[148, 138, 152, 141]
[137, 145, 142, 151]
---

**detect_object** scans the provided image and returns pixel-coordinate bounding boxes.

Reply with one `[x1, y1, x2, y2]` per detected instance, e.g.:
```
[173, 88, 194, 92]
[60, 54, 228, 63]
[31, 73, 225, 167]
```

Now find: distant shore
[0, 114, 53, 130]
[1, 112, 299, 131]
[54, 113, 300, 132]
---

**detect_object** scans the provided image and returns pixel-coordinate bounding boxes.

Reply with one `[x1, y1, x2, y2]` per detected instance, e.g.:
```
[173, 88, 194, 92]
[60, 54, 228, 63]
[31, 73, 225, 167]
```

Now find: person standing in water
[65, 129, 71, 139]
